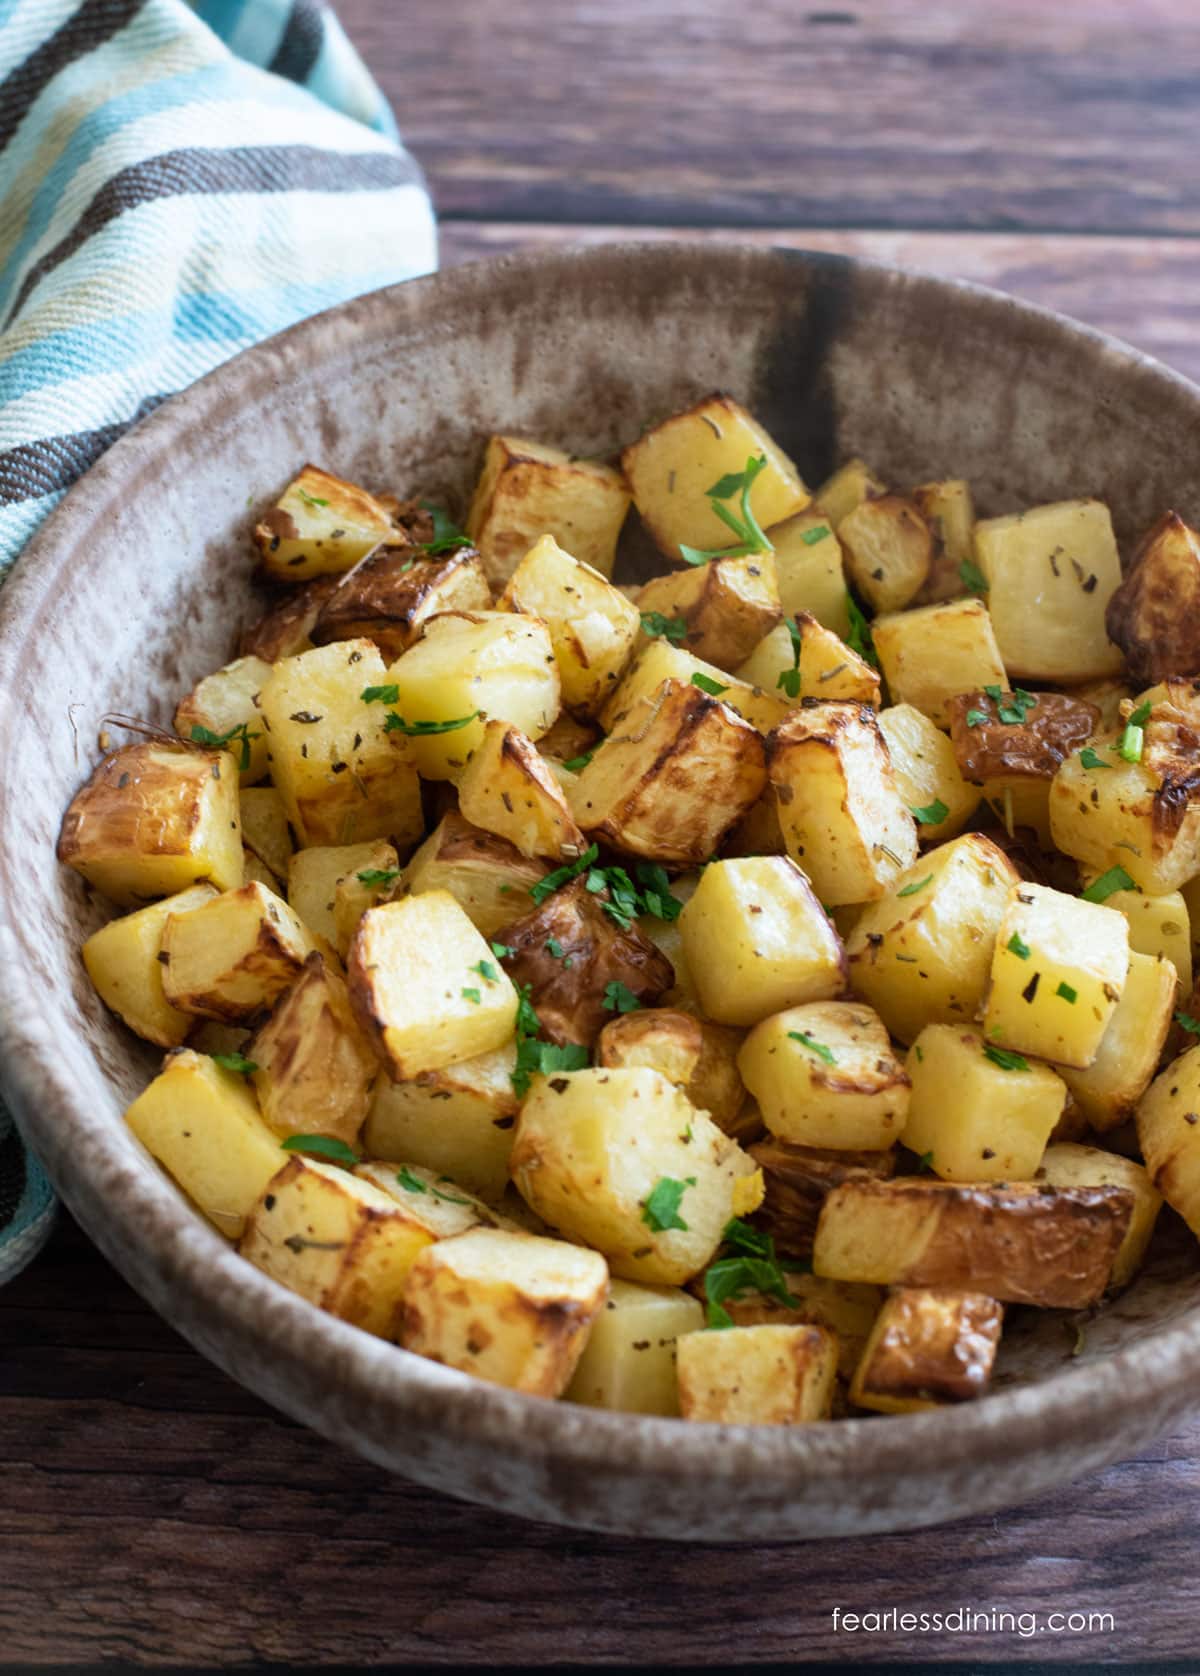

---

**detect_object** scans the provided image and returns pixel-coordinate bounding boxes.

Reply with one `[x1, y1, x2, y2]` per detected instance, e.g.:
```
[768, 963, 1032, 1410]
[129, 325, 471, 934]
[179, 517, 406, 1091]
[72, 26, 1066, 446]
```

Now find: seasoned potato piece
[401, 1226, 609, 1394]
[813, 1177, 1132, 1308]
[253, 464, 394, 581]
[388, 611, 560, 780]
[353, 1159, 495, 1225]
[567, 1277, 704, 1416]
[248, 952, 376, 1145]
[768, 700, 919, 906]
[600, 637, 789, 737]
[973, 499, 1124, 680]
[348, 892, 519, 1078]
[678, 856, 846, 1027]
[637, 552, 782, 670]
[1105, 511, 1200, 684]
[1058, 950, 1177, 1132]
[466, 435, 630, 585]
[949, 688, 1098, 786]
[677, 1323, 837, 1424]
[838, 495, 932, 614]
[688, 1020, 753, 1135]
[288, 840, 394, 948]
[495, 877, 674, 1047]
[1050, 746, 1200, 896]
[1085, 884, 1191, 996]
[748, 1136, 896, 1257]
[621, 394, 808, 558]
[871, 600, 1007, 728]
[510, 1067, 756, 1285]
[572, 679, 767, 866]
[82, 884, 217, 1047]
[457, 720, 586, 861]
[364, 1044, 519, 1202]
[979, 778, 1055, 851]
[720, 1271, 883, 1380]
[597, 1008, 703, 1085]
[903, 1024, 1066, 1182]
[768, 511, 851, 637]
[160, 880, 317, 1021]
[239, 786, 292, 883]
[911, 479, 976, 604]
[331, 841, 400, 958]
[738, 1001, 909, 1151]
[173, 655, 272, 785]
[738, 613, 880, 707]
[1036, 1143, 1162, 1288]
[982, 881, 1129, 1069]
[849, 1288, 1003, 1414]
[239, 575, 340, 662]
[876, 705, 979, 842]
[58, 741, 243, 907]
[722, 789, 787, 858]
[310, 544, 491, 660]
[814, 457, 886, 528]
[1137, 1043, 1200, 1237]
[259, 640, 423, 848]
[536, 711, 602, 768]
[499, 534, 641, 715]
[124, 1049, 283, 1238]
[399, 812, 543, 937]
[845, 833, 1020, 1043]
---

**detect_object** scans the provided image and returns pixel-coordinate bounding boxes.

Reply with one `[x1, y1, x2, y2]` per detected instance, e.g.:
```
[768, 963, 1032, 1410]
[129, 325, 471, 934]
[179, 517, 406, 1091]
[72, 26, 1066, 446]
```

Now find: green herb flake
[845, 593, 878, 669]
[897, 874, 933, 898]
[602, 980, 642, 1014]
[691, 672, 729, 697]
[916, 1150, 936, 1173]
[471, 960, 499, 982]
[997, 689, 1038, 726]
[461, 987, 482, 1005]
[777, 615, 803, 699]
[490, 941, 514, 960]
[211, 1051, 258, 1076]
[640, 611, 689, 644]
[356, 867, 400, 887]
[787, 1029, 836, 1065]
[562, 751, 594, 773]
[1119, 699, 1153, 763]
[678, 454, 773, 565]
[418, 502, 474, 556]
[296, 487, 329, 509]
[959, 558, 989, 595]
[384, 709, 480, 736]
[545, 938, 565, 959]
[1056, 981, 1078, 1003]
[914, 1044, 925, 1063]
[189, 720, 260, 773]
[641, 1176, 692, 1233]
[1175, 1011, 1200, 1037]
[910, 798, 949, 826]
[1081, 865, 1136, 904]
[799, 524, 831, 546]
[964, 708, 989, 729]
[530, 843, 601, 907]
[1007, 931, 1032, 960]
[983, 1044, 1029, 1072]
[361, 684, 400, 705]
[703, 1218, 796, 1328]
[282, 1133, 358, 1164]
[396, 1165, 428, 1194]
[1079, 746, 1111, 770]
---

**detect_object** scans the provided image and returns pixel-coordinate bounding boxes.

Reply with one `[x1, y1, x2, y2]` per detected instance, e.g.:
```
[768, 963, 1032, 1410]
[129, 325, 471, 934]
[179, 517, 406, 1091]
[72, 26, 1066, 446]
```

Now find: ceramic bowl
[3, 243, 1200, 1541]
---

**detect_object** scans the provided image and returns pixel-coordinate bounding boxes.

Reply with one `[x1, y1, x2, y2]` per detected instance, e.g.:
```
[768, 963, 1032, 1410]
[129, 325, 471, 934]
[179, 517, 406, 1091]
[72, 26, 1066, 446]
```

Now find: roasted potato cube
[536, 711, 602, 768]
[814, 457, 886, 528]
[238, 575, 340, 662]
[466, 436, 630, 586]
[495, 877, 674, 1048]
[1138, 1043, 1200, 1238]
[456, 720, 586, 861]
[767, 511, 851, 637]
[949, 688, 1098, 786]
[244, 837, 285, 889]
[768, 700, 919, 906]
[388, 610, 560, 779]
[1104, 511, 1200, 684]
[258, 639, 423, 848]
[253, 464, 394, 582]
[124, 1049, 283, 1238]
[814, 1177, 1132, 1307]
[160, 880, 317, 1021]
[684, 1019, 751, 1134]
[331, 840, 400, 958]
[748, 1136, 896, 1258]
[839, 495, 932, 614]
[849, 1288, 1003, 1414]
[911, 479, 976, 604]
[399, 811, 543, 937]
[364, 1044, 519, 1202]
[722, 789, 787, 858]
[498, 534, 641, 715]
[400, 1226, 609, 1394]
[239, 786, 293, 883]
[1050, 732, 1200, 897]
[903, 1024, 1066, 1182]
[58, 741, 243, 907]
[566, 1277, 704, 1416]
[247, 952, 376, 1144]
[621, 394, 808, 559]
[738, 612, 880, 707]
[678, 855, 846, 1027]
[875, 704, 979, 842]
[173, 655, 272, 785]
[353, 1158, 493, 1224]
[677, 1323, 837, 1424]
[973, 499, 1124, 680]
[979, 778, 1056, 851]
[510, 1066, 757, 1285]
[718, 1271, 882, 1380]
[1036, 1143, 1162, 1288]
[288, 840, 395, 948]
[636, 552, 782, 670]
[871, 599, 1007, 727]
[1058, 950, 1177, 1132]
[573, 678, 767, 866]
[349, 891, 519, 1078]
[597, 1008, 703, 1085]
[600, 637, 789, 737]
[845, 833, 1021, 1043]
[738, 1001, 909, 1151]
[310, 544, 491, 660]
[983, 881, 1129, 1069]
[1087, 885, 1191, 997]
[82, 884, 217, 1046]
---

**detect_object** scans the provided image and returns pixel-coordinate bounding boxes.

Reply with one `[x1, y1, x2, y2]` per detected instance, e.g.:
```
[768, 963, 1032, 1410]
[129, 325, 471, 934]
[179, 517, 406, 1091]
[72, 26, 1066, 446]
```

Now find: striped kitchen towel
[0, 0, 437, 1280]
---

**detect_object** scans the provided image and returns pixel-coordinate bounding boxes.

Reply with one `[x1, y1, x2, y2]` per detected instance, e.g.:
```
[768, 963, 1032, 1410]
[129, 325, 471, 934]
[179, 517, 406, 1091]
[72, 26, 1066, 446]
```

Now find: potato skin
[948, 689, 1099, 782]
[311, 544, 491, 660]
[248, 950, 377, 1144]
[239, 576, 341, 662]
[1105, 511, 1200, 684]
[748, 1137, 896, 1256]
[849, 1288, 1003, 1413]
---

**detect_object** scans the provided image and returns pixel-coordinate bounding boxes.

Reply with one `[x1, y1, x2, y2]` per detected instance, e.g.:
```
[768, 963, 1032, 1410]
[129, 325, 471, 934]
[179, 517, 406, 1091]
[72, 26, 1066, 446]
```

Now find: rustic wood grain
[1, 1216, 1198, 1666]
[343, 0, 1200, 233]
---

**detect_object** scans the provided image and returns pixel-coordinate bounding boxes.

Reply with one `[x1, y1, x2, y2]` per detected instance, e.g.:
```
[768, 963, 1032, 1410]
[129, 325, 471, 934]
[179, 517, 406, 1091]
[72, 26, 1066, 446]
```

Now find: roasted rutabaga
[62, 392, 1200, 1425]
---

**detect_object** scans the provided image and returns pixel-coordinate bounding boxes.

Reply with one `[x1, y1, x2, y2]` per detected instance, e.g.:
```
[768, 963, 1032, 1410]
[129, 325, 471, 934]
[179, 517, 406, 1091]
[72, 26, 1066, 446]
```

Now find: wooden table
[6, 1, 1200, 1665]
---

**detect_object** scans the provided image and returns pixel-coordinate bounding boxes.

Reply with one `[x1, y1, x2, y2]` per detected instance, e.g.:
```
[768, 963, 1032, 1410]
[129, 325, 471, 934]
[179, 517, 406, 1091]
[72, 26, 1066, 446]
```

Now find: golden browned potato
[363, 1044, 519, 1202]
[718, 1271, 883, 1380]
[253, 463, 395, 582]
[572, 678, 767, 866]
[948, 688, 1098, 785]
[870, 599, 1007, 728]
[239, 786, 293, 883]
[399, 1226, 610, 1394]
[903, 1024, 1066, 1182]
[875, 705, 980, 843]
[636, 552, 782, 670]
[1050, 739, 1200, 898]
[676, 1323, 838, 1424]
[82, 884, 217, 1047]
[536, 711, 603, 768]
[456, 720, 586, 860]
[159, 880, 318, 1022]
[499, 534, 641, 716]
[1036, 1143, 1162, 1289]
[768, 511, 851, 637]
[747, 1136, 896, 1256]
[1105, 511, 1200, 684]
[600, 637, 790, 737]
[238, 575, 340, 662]
[247, 952, 377, 1145]
[399, 811, 544, 936]
[1058, 950, 1177, 1132]
[58, 741, 244, 907]
[1137, 1042, 1200, 1238]
[721, 790, 787, 858]
[331, 840, 401, 958]
[1090, 883, 1192, 997]
[813, 1178, 1132, 1308]
[838, 494, 932, 614]
[566, 1277, 704, 1416]
[466, 436, 630, 585]
[849, 1288, 1003, 1414]
[814, 457, 886, 528]
[173, 655, 273, 785]
[494, 877, 674, 1048]
[738, 612, 880, 707]
[287, 839, 396, 948]
[911, 478, 976, 604]
[596, 1007, 703, 1085]
[311, 544, 491, 660]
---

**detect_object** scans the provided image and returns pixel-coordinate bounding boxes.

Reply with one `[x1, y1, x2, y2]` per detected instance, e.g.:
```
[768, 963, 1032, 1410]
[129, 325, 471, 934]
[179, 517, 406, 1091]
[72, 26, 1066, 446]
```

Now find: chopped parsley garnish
[678, 454, 773, 565]
[691, 672, 729, 697]
[997, 689, 1038, 726]
[383, 710, 480, 735]
[800, 524, 831, 546]
[282, 1134, 358, 1164]
[461, 987, 482, 1005]
[777, 615, 802, 699]
[471, 960, 499, 982]
[1007, 931, 1031, 960]
[396, 1164, 471, 1203]
[1175, 1011, 1200, 1038]
[959, 558, 989, 595]
[788, 1029, 836, 1064]
[490, 940, 514, 960]
[418, 502, 474, 556]
[916, 1150, 936, 1173]
[897, 874, 933, 898]
[210, 1051, 258, 1075]
[545, 938, 565, 959]
[704, 1218, 795, 1329]
[845, 592, 878, 668]
[1081, 865, 1135, 903]
[983, 1044, 1029, 1072]
[602, 980, 642, 1014]
[1119, 699, 1152, 763]
[641, 611, 689, 644]
[356, 867, 400, 887]
[1056, 982, 1078, 1003]
[189, 720, 260, 772]
[964, 708, 989, 728]
[530, 843, 601, 906]
[296, 487, 329, 508]
[530, 849, 684, 931]
[361, 684, 399, 705]
[910, 798, 948, 825]
[641, 1175, 696, 1233]
[510, 984, 589, 1096]
[562, 751, 594, 773]
[1079, 746, 1111, 770]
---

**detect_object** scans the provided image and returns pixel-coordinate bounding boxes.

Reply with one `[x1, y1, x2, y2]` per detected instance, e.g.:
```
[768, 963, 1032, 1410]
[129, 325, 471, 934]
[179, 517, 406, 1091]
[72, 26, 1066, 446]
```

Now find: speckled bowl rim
[4, 241, 1200, 1537]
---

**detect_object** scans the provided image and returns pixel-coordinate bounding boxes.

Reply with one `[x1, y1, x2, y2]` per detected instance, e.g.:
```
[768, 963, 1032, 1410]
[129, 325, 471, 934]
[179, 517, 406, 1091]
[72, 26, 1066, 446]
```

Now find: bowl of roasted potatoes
[5, 242, 1200, 1539]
